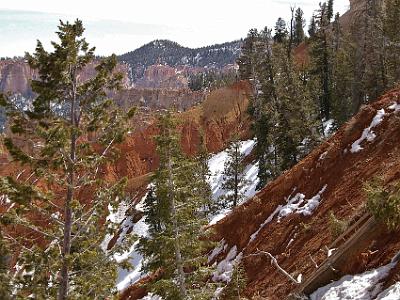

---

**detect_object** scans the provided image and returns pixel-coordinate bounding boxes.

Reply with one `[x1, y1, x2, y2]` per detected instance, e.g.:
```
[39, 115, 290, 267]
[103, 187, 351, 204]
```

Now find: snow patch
[278, 185, 328, 219]
[351, 109, 385, 153]
[248, 185, 327, 244]
[388, 102, 400, 113]
[212, 246, 243, 283]
[310, 258, 398, 300]
[138, 293, 163, 300]
[376, 282, 400, 300]
[208, 139, 258, 225]
[323, 119, 335, 137]
[208, 240, 227, 263]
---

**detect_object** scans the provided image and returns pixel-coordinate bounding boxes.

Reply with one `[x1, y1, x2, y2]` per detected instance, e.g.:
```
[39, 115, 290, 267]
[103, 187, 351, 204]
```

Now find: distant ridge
[118, 39, 242, 80]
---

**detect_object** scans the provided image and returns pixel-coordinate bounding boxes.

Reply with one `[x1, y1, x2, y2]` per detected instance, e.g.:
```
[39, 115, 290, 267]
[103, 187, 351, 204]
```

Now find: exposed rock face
[134, 64, 188, 89]
[0, 59, 131, 98]
[0, 60, 36, 97]
[114, 87, 205, 111]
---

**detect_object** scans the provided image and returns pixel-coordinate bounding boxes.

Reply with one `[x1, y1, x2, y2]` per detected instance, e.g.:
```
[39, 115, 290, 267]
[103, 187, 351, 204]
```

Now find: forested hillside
[118, 39, 241, 81]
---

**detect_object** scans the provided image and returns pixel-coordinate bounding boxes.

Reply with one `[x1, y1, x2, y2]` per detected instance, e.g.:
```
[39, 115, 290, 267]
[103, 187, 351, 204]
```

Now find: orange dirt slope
[212, 89, 400, 299]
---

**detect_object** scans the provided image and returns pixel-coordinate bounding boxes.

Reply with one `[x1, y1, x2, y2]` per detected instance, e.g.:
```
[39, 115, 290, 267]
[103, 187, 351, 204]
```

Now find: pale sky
[0, 0, 349, 57]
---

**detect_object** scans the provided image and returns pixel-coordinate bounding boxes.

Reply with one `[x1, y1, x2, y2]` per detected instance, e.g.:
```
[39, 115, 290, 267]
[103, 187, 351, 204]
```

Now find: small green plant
[328, 211, 348, 239]
[364, 178, 400, 230]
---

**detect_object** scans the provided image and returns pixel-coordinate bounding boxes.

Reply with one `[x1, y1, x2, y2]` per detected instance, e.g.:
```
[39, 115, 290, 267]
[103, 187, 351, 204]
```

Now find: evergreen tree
[138, 112, 216, 300]
[273, 43, 320, 170]
[309, 1, 335, 121]
[309, 16, 317, 38]
[274, 18, 288, 43]
[0, 20, 135, 299]
[293, 8, 306, 46]
[0, 232, 11, 300]
[383, 0, 400, 87]
[356, 0, 388, 103]
[331, 16, 355, 126]
[220, 136, 249, 208]
[237, 29, 259, 81]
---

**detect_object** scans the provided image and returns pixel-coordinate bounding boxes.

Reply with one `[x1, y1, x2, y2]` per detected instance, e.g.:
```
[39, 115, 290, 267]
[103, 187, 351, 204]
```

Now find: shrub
[328, 211, 348, 239]
[364, 178, 400, 230]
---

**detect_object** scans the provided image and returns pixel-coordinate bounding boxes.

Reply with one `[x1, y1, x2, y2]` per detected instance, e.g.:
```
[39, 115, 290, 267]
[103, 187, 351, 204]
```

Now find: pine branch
[13, 215, 59, 240]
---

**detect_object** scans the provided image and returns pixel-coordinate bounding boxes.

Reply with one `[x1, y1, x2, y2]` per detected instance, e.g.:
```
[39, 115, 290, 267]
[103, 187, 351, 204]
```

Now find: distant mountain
[118, 39, 242, 81]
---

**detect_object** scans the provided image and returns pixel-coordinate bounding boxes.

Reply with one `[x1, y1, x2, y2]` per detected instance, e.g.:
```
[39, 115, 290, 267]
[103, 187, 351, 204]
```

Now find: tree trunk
[58, 69, 77, 300]
[167, 144, 187, 299]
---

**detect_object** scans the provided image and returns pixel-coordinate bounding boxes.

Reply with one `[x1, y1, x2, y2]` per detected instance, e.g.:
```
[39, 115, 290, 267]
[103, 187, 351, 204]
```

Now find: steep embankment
[211, 90, 400, 299]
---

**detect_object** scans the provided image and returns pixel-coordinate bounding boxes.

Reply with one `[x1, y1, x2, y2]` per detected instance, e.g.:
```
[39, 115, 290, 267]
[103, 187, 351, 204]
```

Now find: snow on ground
[212, 245, 243, 283]
[138, 293, 162, 300]
[323, 119, 335, 137]
[208, 239, 227, 263]
[248, 185, 327, 244]
[388, 102, 400, 113]
[376, 282, 400, 300]
[103, 191, 150, 291]
[208, 139, 258, 225]
[351, 109, 385, 153]
[116, 217, 148, 291]
[278, 185, 328, 219]
[310, 253, 400, 300]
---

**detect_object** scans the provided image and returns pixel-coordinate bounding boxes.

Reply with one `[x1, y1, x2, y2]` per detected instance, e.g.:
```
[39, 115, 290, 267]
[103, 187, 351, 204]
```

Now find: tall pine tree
[220, 136, 249, 207]
[137, 112, 216, 300]
[0, 20, 135, 299]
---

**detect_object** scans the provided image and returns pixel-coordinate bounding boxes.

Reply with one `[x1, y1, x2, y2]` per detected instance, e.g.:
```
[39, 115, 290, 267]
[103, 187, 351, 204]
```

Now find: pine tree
[273, 43, 320, 170]
[220, 136, 249, 208]
[360, 0, 387, 103]
[237, 29, 259, 81]
[308, 16, 317, 38]
[383, 0, 400, 87]
[0, 20, 135, 299]
[274, 18, 288, 44]
[251, 27, 280, 189]
[138, 112, 216, 300]
[331, 16, 355, 126]
[309, 1, 335, 121]
[293, 8, 306, 46]
[0, 232, 11, 300]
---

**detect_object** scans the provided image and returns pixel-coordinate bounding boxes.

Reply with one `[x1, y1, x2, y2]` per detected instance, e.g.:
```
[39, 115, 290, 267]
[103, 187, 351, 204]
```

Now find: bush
[328, 211, 348, 239]
[364, 178, 400, 230]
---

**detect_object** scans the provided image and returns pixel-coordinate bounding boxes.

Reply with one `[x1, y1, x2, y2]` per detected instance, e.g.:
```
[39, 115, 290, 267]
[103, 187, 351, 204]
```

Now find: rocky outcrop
[0, 59, 131, 99]
[134, 64, 188, 89]
[114, 87, 205, 111]
[0, 60, 36, 97]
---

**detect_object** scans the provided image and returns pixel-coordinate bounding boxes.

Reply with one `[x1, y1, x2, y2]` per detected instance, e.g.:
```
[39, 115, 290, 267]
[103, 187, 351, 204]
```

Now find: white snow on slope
[278, 185, 328, 219]
[248, 185, 327, 244]
[208, 139, 259, 225]
[388, 102, 400, 113]
[138, 293, 162, 300]
[116, 216, 148, 290]
[376, 282, 400, 300]
[114, 192, 150, 291]
[310, 253, 400, 300]
[212, 245, 243, 283]
[208, 139, 257, 201]
[208, 239, 227, 263]
[351, 109, 385, 153]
